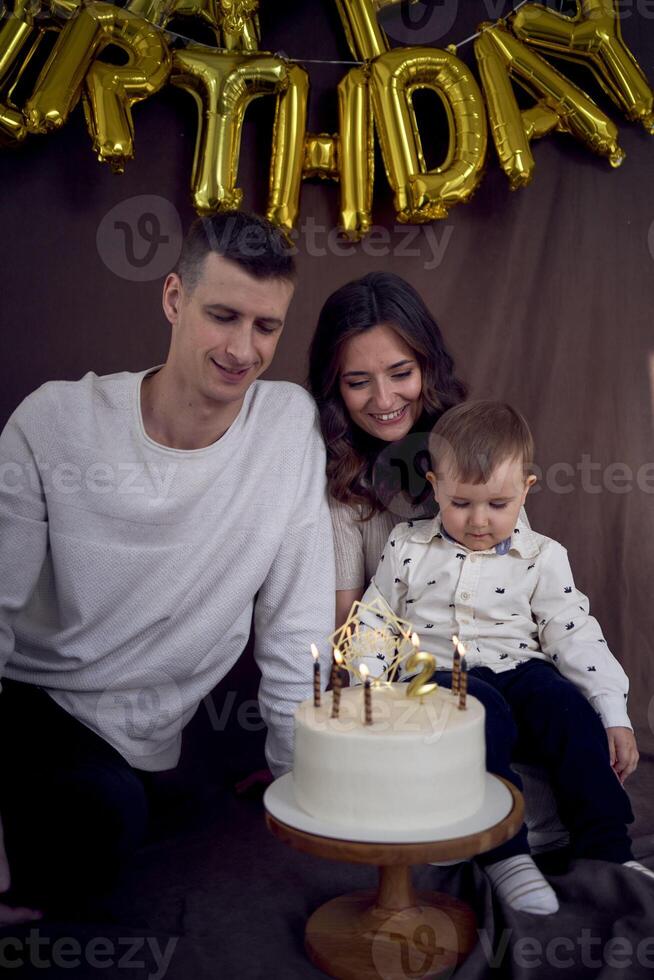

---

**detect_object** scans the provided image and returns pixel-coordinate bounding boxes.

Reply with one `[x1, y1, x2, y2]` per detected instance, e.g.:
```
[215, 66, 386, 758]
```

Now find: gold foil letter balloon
[170, 50, 308, 222]
[0, 0, 43, 142]
[334, 0, 391, 61]
[511, 0, 654, 133]
[302, 66, 374, 240]
[335, 66, 374, 239]
[370, 46, 487, 222]
[83, 11, 171, 171]
[474, 21, 624, 187]
[24, 2, 170, 171]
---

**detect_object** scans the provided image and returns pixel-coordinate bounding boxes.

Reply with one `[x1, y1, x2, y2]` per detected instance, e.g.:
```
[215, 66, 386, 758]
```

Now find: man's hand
[607, 727, 639, 784]
[0, 812, 43, 926]
[0, 812, 10, 894]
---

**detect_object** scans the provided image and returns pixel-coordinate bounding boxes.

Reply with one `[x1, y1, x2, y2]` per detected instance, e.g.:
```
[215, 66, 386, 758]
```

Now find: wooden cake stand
[264, 774, 523, 980]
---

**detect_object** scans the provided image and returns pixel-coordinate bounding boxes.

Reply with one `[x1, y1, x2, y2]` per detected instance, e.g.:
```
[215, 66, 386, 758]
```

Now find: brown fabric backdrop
[1, 1, 653, 738]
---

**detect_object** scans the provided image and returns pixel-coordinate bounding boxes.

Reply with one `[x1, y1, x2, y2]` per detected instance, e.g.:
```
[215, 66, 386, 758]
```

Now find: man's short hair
[429, 401, 534, 483]
[177, 211, 296, 291]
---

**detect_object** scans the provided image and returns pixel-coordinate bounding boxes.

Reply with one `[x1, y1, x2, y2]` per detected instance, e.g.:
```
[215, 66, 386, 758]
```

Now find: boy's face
[426, 456, 536, 551]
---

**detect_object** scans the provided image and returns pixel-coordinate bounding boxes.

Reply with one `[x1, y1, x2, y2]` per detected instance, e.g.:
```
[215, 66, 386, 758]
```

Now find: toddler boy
[360, 401, 648, 914]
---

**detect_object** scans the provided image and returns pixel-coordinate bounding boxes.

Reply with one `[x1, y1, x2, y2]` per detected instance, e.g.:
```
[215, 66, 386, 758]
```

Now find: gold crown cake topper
[328, 597, 418, 686]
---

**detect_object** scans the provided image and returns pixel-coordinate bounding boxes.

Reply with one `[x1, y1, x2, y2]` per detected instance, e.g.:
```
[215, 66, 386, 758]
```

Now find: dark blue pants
[433, 660, 634, 865]
[0, 679, 150, 914]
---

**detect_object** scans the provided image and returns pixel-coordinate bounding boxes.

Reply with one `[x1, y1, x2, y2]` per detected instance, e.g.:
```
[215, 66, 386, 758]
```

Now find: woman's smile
[368, 404, 409, 423]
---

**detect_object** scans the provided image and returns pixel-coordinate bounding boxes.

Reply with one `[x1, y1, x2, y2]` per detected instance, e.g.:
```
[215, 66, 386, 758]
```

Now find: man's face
[427, 456, 536, 551]
[162, 252, 294, 410]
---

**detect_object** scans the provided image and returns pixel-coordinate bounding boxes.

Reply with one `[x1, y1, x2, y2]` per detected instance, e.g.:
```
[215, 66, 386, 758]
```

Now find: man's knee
[60, 763, 149, 855]
[6, 761, 148, 860]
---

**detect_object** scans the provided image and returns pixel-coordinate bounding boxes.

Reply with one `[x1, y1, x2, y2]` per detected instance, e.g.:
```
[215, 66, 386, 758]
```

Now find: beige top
[330, 497, 431, 590]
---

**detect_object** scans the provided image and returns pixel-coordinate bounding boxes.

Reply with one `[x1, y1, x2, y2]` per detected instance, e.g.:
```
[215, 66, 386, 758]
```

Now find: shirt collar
[407, 513, 540, 559]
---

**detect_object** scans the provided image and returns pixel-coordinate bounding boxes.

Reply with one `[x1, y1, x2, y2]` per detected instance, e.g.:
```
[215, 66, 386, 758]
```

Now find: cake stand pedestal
[265, 774, 523, 980]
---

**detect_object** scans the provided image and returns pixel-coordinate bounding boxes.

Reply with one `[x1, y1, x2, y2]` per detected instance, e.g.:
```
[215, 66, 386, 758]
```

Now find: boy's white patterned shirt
[359, 515, 630, 730]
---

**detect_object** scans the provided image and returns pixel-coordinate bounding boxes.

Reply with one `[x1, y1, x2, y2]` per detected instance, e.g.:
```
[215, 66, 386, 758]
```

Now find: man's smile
[210, 358, 252, 382]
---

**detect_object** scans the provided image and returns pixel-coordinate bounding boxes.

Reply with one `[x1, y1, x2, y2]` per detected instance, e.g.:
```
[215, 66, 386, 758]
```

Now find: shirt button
[460, 592, 470, 600]
[470, 556, 479, 563]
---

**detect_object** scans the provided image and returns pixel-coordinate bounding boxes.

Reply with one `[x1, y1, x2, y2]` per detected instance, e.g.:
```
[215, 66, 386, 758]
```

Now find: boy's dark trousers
[433, 658, 635, 866]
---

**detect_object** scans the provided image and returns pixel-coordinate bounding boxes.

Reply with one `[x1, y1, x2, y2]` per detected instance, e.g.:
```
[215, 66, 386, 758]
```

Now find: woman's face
[339, 324, 423, 441]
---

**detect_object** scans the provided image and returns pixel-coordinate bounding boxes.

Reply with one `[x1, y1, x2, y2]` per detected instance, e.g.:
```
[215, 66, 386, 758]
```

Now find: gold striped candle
[331, 650, 344, 719]
[452, 635, 462, 695]
[360, 664, 373, 725]
[458, 658, 468, 710]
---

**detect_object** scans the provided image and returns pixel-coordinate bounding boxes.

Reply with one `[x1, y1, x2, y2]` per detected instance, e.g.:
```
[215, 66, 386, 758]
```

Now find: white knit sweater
[0, 370, 335, 775]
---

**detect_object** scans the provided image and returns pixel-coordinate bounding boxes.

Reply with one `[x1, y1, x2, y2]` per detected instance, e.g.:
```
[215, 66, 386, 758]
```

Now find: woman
[308, 271, 466, 628]
[308, 272, 566, 910]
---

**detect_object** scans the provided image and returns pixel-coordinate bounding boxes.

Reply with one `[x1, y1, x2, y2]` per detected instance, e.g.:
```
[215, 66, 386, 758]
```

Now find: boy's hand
[606, 727, 639, 783]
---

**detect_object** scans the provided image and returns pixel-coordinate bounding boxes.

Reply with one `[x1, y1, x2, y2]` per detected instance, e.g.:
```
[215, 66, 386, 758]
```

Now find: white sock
[486, 855, 559, 915]
[624, 860, 654, 883]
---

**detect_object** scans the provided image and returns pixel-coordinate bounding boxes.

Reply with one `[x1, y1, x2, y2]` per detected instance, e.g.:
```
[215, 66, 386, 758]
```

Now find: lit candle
[451, 635, 461, 695]
[331, 650, 344, 719]
[360, 663, 373, 725]
[311, 643, 321, 707]
[458, 657, 468, 710]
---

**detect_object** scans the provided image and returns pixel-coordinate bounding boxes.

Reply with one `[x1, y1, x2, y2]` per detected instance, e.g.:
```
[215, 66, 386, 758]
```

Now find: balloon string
[143, 0, 533, 59]
[453, 0, 531, 49]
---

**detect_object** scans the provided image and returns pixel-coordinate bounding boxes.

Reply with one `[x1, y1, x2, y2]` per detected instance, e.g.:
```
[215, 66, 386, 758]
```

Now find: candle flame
[452, 634, 459, 646]
[311, 643, 320, 662]
[360, 663, 370, 680]
[457, 640, 466, 657]
[334, 649, 344, 665]
[411, 632, 420, 648]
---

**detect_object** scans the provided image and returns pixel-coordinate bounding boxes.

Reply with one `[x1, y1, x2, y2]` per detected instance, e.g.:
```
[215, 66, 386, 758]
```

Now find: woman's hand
[606, 727, 639, 783]
[335, 588, 363, 631]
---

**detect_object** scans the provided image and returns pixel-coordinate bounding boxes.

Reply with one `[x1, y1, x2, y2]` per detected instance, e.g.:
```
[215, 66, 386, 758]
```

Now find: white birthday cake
[293, 683, 486, 832]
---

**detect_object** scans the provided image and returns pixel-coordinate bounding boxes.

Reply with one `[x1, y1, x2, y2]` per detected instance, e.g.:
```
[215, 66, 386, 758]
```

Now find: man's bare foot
[0, 902, 43, 927]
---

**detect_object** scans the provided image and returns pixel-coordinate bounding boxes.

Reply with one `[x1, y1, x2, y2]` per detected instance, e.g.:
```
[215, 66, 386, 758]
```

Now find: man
[0, 211, 335, 923]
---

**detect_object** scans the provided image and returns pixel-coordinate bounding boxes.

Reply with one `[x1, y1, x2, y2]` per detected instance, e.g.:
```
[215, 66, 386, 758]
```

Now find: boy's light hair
[428, 401, 534, 484]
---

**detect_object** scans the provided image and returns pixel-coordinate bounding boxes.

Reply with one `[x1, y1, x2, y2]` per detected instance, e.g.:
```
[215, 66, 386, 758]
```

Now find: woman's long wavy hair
[308, 272, 467, 518]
